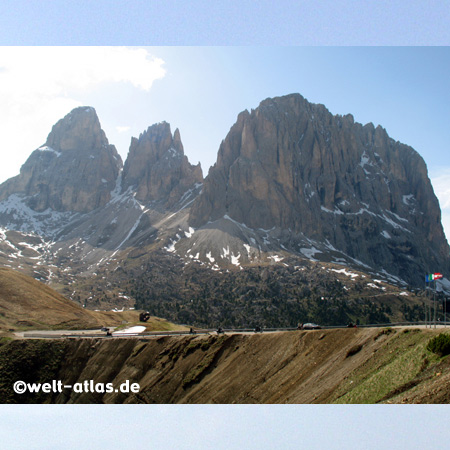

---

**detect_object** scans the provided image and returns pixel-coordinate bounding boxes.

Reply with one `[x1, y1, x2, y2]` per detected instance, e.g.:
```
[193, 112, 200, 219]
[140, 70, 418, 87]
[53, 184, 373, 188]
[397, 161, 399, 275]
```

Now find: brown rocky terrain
[2, 327, 450, 404]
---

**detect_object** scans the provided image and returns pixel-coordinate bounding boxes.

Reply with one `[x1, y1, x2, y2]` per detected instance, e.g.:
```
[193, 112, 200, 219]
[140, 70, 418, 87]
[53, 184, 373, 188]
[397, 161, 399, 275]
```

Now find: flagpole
[425, 274, 428, 328]
[441, 277, 445, 327]
[430, 279, 433, 328]
[444, 294, 447, 328]
[429, 275, 432, 328]
[426, 274, 429, 328]
[434, 278, 437, 329]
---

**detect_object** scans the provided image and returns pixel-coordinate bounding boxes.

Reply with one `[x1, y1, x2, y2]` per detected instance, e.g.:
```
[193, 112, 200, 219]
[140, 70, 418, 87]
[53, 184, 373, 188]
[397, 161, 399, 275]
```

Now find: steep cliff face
[0, 107, 122, 213]
[189, 94, 449, 283]
[122, 122, 203, 207]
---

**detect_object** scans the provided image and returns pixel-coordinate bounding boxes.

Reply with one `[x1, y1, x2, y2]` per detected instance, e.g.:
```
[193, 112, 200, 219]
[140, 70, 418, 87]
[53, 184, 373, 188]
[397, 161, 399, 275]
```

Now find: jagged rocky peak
[0, 106, 122, 213]
[189, 93, 449, 286]
[191, 93, 369, 229]
[122, 122, 203, 206]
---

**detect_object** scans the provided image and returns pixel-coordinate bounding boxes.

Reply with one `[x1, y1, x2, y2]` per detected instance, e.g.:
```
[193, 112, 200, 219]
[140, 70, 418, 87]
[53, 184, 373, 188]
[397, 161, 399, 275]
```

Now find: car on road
[299, 323, 322, 330]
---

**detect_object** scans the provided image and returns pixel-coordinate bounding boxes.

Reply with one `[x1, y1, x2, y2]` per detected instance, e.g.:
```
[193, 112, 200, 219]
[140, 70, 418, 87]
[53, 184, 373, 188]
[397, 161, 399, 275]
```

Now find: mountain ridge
[0, 94, 449, 327]
[188, 94, 449, 286]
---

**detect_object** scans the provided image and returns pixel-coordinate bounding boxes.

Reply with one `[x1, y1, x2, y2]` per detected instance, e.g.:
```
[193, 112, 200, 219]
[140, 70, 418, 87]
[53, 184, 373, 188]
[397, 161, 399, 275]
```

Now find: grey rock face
[0, 111, 205, 295]
[0, 97, 448, 293]
[189, 93, 449, 285]
[122, 122, 203, 207]
[0, 107, 122, 213]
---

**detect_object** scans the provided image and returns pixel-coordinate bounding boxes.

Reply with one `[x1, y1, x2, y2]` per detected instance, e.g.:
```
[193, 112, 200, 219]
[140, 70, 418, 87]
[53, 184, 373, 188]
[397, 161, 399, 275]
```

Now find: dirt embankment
[1, 327, 450, 404]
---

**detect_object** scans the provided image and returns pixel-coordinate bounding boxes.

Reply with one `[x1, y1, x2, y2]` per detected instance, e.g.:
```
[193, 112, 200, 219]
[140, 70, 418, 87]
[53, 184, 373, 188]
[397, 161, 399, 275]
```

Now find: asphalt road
[15, 322, 450, 340]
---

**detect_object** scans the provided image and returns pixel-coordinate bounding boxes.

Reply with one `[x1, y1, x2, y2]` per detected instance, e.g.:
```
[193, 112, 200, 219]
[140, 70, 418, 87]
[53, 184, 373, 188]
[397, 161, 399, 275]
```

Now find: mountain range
[0, 94, 449, 327]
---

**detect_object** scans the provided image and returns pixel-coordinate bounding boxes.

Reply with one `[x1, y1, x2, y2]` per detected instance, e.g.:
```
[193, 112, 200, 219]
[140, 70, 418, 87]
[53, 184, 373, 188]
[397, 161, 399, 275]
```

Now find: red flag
[434, 273, 443, 280]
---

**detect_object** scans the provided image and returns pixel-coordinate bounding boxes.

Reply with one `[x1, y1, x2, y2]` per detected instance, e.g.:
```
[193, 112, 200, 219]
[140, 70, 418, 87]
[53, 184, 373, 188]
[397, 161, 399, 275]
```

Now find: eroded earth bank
[1, 327, 450, 404]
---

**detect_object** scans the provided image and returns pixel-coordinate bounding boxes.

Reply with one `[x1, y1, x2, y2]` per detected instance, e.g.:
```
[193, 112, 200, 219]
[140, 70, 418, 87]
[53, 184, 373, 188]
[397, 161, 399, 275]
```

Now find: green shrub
[346, 344, 363, 358]
[427, 333, 450, 357]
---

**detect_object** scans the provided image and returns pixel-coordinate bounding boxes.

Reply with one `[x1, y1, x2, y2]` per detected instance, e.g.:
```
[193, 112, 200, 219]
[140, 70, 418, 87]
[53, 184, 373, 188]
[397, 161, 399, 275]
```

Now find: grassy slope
[0, 267, 184, 335]
[329, 328, 441, 403]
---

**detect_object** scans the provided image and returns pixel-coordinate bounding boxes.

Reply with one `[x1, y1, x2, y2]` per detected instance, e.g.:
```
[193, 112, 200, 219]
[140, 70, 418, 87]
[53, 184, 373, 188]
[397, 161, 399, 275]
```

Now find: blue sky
[1, 1, 450, 446]
[1, 1, 449, 45]
[1, 46, 449, 237]
[2, 404, 450, 449]
[0, 45, 449, 445]
[1, 47, 449, 175]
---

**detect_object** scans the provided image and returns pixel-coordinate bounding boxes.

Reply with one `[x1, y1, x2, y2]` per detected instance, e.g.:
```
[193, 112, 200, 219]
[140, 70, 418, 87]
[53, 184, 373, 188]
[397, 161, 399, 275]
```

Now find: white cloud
[432, 169, 450, 209]
[116, 126, 131, 133]
[441, 212, 450, 244]
[431, 168, 450, 241]
[0, 47, 166, 183]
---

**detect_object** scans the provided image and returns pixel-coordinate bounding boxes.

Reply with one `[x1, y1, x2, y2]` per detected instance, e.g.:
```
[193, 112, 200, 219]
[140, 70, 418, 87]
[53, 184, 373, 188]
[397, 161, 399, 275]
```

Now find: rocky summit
[0, 97, 449, 327]
[0, 107, 122, 213]
[189, 94, 449, 286]
[122, 122, 203, 207]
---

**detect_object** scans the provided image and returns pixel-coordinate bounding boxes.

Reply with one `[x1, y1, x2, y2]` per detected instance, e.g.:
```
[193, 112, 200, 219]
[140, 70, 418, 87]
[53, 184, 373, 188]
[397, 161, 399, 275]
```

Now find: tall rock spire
[122, 122, 203, 207]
